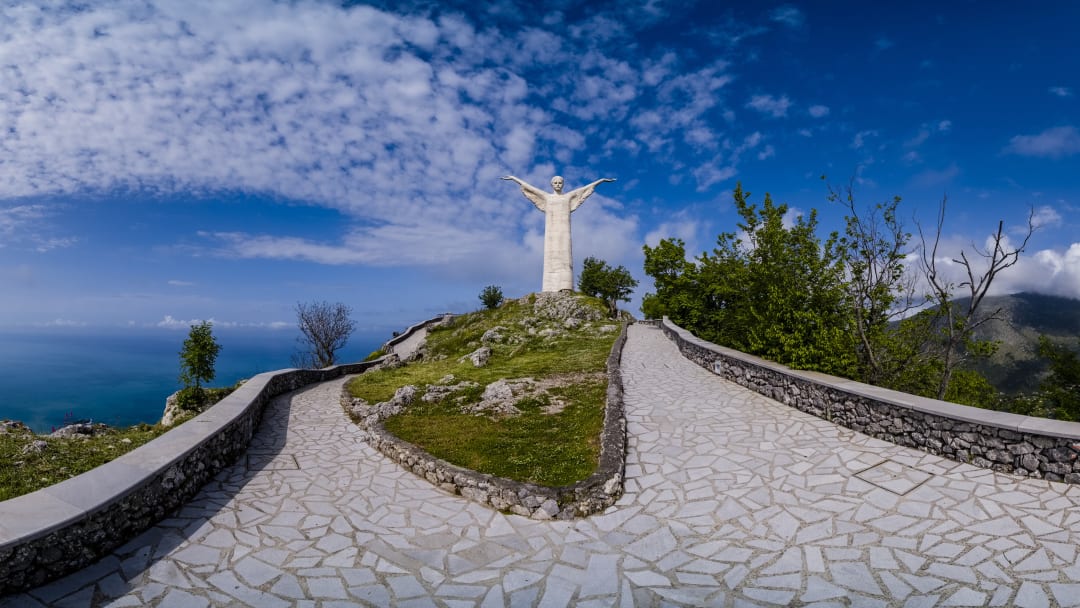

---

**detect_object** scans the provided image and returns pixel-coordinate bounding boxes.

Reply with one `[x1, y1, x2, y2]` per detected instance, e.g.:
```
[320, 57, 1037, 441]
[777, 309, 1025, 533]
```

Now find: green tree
[643, 184, 856, 376]
[578, 257, 638, 317]
[641, 238, 701, 324]
[1035, 337, 1080, 420]
[179, 321, 221, 407]
[295, 301, 356, 368]
[479, 285, 504, 310]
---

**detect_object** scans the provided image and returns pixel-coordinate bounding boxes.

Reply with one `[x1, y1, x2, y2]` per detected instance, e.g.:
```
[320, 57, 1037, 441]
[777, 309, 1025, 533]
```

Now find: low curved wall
[661, 318, 1080, 483]
[346, 322, 629, 520]
[0, 316, 445, 596]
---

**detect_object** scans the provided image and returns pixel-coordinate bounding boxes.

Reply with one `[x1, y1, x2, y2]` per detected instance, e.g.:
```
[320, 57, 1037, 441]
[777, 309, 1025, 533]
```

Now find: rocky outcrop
[48, 422, 109, 439]
[528, 291, 606, 324]
[459, 346, 491, 367]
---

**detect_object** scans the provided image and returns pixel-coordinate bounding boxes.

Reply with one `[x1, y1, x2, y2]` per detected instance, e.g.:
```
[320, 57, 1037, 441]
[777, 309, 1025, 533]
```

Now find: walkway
[8, 325, 1080, 606]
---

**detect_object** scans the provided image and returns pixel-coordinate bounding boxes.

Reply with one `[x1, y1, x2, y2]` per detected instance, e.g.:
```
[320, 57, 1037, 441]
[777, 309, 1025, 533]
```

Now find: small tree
[917, 199, 1035, 399]
[479, 285, 504, 310]
[179, 321, 221, 407]
[578, 256, 638, 318]
[295, 301, 356, 368]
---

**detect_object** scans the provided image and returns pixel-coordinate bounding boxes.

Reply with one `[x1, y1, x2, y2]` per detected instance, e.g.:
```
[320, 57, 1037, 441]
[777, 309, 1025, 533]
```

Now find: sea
[0, 328, 385, 433]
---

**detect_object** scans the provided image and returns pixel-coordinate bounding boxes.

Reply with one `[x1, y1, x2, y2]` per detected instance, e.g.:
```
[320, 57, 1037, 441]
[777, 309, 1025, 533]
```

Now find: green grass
[347, 294, 618, 486]
[1, 383, 239, 502]
[0, 421, 181, 502]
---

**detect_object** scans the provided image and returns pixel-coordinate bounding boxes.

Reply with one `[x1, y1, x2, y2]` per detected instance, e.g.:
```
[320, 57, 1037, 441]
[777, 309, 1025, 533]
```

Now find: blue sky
[1, 0, 1077, 333]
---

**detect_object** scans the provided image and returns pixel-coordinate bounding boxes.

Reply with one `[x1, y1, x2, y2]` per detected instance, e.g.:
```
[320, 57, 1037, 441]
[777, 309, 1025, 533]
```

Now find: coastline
[0, 328, 383, 433]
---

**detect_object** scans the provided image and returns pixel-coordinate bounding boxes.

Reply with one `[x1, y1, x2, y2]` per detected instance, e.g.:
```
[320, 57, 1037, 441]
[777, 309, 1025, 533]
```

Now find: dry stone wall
[0, 315, 447, 596]
[345, 322, 629, 520]
[661, 318, 1080, 484]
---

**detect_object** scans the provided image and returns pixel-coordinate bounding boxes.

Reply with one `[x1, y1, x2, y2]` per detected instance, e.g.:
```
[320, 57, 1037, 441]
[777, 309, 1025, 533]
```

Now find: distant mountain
[962, 292, 1080, 393]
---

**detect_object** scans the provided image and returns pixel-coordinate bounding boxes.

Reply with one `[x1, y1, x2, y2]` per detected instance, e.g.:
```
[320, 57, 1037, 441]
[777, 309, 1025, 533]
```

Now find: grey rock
[21, 439, 48, 455]
[460, 347, 491, 368]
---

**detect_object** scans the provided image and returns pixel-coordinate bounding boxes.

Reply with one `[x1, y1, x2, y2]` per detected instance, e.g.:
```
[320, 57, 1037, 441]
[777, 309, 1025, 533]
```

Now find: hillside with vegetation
[962, 292, 1080, 393]
[643, 182, 1078, 420]
[345, 292, 621, 486]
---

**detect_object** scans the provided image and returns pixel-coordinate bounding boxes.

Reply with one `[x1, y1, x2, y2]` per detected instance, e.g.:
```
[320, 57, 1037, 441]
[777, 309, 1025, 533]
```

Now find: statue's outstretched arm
[502, 175, 548, 212]
[568, 177, 616, 211]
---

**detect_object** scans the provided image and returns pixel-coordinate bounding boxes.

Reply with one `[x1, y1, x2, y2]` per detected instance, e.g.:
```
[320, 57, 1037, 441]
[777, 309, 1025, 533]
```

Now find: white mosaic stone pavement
[9, 324, 1080, 607]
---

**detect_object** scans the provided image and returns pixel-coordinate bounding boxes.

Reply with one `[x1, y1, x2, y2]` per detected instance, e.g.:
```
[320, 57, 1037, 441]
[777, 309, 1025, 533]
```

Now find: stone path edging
[343, 322, 628, 520]
[661, 317, 1080, 483]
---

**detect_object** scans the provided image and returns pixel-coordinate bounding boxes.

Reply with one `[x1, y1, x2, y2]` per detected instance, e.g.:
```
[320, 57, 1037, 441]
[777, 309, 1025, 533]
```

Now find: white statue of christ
[502, 174, 616, 292]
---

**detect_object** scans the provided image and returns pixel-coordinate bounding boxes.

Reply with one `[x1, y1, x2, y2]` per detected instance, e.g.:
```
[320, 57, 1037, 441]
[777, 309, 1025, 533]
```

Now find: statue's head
[551, 176, 564, 193]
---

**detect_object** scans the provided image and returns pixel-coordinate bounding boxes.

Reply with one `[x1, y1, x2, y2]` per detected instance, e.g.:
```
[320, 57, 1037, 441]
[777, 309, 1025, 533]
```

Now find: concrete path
[8, 324, 1080, 607]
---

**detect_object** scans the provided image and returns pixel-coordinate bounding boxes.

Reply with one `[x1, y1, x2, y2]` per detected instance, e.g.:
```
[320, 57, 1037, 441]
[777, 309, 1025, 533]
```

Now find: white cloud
[157, 315, 207, 329]
[781, 207, 804, 229]
[1004, 126, 1080, 159]
[938, 120, 952, 132]
[1049, 86, 1073, 98]
[769, 5, 805, 28]
[989, 244, 1080, 299]
[1029, 205, 1062, 230]
[851, 130, 878, 149]
[910, 163, 960, 188]
[808, 105, 830, 118]
[0, 0, 779, 283]
[155, 314, 290, 330]
[745, 94, 791, 118]
[644, 219, 699, 249]
[39, 318, 86, 327]
[693, 165, 738, 191]
[168, 280, 196, 287]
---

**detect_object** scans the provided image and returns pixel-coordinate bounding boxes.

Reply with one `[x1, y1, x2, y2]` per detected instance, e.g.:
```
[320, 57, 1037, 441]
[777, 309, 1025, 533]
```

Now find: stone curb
[660, 317, 1080, 483]
[342, 322, 629, 520]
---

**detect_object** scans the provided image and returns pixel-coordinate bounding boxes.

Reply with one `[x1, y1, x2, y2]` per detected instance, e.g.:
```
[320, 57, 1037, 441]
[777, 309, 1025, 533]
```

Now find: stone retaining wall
[661, 318, 1080, 483]
[345, 323, 629, 520]
[0, 316, 446, 596]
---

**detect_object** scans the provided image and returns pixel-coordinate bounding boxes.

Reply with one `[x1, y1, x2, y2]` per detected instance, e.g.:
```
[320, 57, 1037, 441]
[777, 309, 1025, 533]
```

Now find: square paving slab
[855, 459, 933, 495]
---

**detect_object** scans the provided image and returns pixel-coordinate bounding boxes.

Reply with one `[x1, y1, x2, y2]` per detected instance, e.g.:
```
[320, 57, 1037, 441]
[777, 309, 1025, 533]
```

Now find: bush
[479, 285, 504, 310]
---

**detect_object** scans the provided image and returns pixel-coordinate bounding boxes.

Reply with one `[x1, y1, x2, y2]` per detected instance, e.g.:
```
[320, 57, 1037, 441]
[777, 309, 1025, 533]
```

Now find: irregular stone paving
[9, 324, 1080, 607]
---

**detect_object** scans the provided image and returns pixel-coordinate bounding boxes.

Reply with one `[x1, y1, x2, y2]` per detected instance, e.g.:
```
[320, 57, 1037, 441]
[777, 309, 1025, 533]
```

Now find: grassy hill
[345, 292, 620, 486]
[963, 292, 1080, 393]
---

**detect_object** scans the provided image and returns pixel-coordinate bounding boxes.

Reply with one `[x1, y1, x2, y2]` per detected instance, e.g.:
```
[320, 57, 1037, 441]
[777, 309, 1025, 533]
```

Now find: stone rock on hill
[528, 291, 607, 323]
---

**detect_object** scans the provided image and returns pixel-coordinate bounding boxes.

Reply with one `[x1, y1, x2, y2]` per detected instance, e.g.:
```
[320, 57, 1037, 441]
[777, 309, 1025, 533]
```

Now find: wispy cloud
[0, 204, 75, 251]
[1004, 126, 1080, 159]
[910, 163, 960, 188]
[851, 130, 879, 150]
[745, 94, 791, 118]
[875, 36, 894, 51]
[808, 105, 830, 118]
[0, 0, 768, 280]
[1030, 205, 1062, 230]
[1049, 86, 1073, 98]
[155, 315, 289, 330]
[168, 280, 196, 287]
[769, 5, 805, 29]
